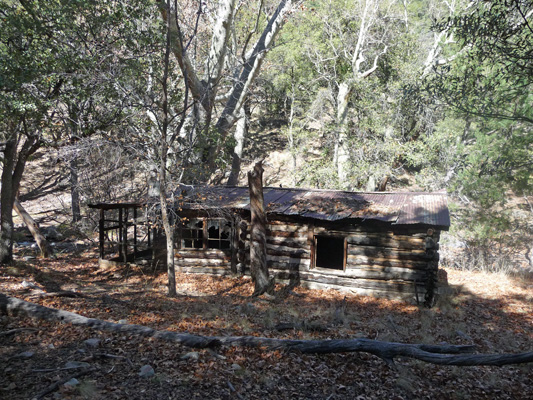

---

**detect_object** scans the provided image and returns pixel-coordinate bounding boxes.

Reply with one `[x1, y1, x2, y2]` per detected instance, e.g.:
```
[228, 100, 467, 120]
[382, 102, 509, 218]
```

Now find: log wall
[174, 214, 441, 303]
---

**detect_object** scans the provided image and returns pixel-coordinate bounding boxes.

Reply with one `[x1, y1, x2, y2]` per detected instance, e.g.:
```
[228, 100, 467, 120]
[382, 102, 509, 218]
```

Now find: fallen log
[1, 293, 532, 367]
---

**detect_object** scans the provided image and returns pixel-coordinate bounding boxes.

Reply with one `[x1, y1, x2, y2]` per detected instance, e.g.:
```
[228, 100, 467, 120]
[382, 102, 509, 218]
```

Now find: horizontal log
[266, 236, 309, 247]
[176, 249, 230, 260]
[267, 224, 308, 233]
[347, 245, 430, 261]
[347, 255, 428, 269]
[4, 294, 531, 367]
[346, 236, 425, 251]
[313, 225, 437, 238]
[268, 260, 308, 270]
[179, 266, 232, 275]
[266, 230, 308, 239]
[267, 255, 311, 267]
[281, 271, 425, 293]
[266, 245, 310, 258]
[305, 265, 427, 281]
[176, 258, 230, 267]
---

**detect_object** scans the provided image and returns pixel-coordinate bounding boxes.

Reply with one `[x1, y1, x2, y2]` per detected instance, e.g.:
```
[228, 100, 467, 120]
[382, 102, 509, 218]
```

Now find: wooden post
[123, 208, 128, 263]
[133, 207, 138, 259]
[230, 216, 238, 274]
[238, 219, 248, 275]
[424, 228, 438, 307]
[248, 160, 272, 296]
[99, 209, 105, 259]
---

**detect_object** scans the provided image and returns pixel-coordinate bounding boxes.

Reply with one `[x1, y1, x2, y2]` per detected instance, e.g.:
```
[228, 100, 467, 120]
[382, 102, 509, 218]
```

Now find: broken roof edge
[175, 184, 451, 230]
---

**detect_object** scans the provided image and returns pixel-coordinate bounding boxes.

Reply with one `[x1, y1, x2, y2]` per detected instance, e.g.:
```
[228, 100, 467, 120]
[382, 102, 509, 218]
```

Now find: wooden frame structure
[88, 202, 153, 266]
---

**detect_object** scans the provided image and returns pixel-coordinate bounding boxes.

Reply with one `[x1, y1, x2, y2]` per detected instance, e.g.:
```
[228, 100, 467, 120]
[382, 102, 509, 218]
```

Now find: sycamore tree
[155, 0, 302, 181]
[267, 0, 418, 190]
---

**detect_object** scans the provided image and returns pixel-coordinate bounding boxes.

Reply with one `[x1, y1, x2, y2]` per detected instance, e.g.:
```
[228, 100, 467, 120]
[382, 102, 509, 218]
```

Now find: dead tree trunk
[1, 293, 532, 367]
[13, 199, 52, 258]
[248, 160, 272, 296]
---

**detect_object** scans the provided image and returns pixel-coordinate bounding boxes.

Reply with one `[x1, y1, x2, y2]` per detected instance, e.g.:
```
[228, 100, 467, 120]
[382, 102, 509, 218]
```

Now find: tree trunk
[13, 199, 52, 258]
[0, 137, 16, 264]
[226, 105, 248, 186]
[2, 293, 532, 367]
[248, 161, 272, 296]
[335, 81, 352, 188]
[69, 157, 81, 223]
[160, 0, 176, 297]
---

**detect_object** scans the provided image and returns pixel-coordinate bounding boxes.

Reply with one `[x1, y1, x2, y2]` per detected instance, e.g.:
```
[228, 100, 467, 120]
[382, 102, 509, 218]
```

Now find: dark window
[181, 219, 204, 249]
[207, 219, 232, 249]
[180, 218, 232, 250]
[315, 236, 345, 270]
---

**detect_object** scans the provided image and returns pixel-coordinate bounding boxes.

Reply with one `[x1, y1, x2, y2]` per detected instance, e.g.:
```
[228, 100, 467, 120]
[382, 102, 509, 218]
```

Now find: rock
[21, 280, 37, 289]
[456, 330, 473, 341]
[15, 351, 34, 359]
[64, 378, 80, 388]
[84, 338, 100, 348]
[180, 351, 199, 361]
[65, 361, 91, 369]
[231, 363, 243, 372]
[117, 319, 128, 324]
[138, 365, 155, 378]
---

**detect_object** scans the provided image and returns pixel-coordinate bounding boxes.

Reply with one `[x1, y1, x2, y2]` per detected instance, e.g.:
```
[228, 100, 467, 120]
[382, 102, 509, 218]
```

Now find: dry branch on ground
[1, 293, 531, 367]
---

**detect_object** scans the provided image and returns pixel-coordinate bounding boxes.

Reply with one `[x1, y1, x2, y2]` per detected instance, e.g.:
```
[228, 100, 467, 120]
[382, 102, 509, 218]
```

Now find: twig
[33, 368, 95, 400]
[0, 328, 38, 337]
[227, 380, 245, 400]
[32, 366, 88, 373]
[28, 291, 85, 299]
[84, 352, 134, 367]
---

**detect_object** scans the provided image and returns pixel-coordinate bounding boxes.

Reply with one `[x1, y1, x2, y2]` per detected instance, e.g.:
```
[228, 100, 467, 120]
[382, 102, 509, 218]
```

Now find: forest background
[0, 0, 532, 273]
[0, 1, 532, 398]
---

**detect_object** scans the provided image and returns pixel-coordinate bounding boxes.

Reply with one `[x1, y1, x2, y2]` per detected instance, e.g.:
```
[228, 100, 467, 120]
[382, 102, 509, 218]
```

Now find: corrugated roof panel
[174, 185, 450, 229]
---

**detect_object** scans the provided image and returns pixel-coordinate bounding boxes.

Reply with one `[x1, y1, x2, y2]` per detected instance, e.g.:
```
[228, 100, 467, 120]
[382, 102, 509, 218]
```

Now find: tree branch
[1, 293, 531, 367]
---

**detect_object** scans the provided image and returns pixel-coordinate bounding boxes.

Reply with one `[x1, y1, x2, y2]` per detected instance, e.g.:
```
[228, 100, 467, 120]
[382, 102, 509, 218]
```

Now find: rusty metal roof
[176, 185, 450, 229]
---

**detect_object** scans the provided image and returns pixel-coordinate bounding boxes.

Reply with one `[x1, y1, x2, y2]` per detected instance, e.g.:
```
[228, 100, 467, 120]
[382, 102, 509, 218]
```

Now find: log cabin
[90, 185, 450, 305]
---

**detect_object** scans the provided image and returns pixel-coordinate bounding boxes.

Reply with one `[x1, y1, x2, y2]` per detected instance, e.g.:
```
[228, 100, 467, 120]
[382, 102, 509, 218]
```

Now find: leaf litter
[0, 250, 531, 399]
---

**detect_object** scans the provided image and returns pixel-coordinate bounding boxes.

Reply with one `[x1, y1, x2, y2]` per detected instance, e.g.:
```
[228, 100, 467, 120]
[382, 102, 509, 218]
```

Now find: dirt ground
[1, 247, 532, 400]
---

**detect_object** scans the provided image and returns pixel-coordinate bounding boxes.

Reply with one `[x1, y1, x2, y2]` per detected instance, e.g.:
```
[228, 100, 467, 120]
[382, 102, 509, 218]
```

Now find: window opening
[315, 236, 345, 270]
[180, 218, 232, 250]
[207, 219, 232, 250]
[181, 219, 204, 249]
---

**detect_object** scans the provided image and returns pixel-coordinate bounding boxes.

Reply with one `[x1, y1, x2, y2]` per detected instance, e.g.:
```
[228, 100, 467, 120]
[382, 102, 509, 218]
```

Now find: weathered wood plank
[276, 271, 423, 293]
[179, 266, 232, 275]
[346, 236, 425, 250]
[313, 225, 434, 238]
[176, 249, 230, 259]
[267, 236, 308, 248]
[347, 245, 430, 260]
[176, 258, 230, 267]
[347, 255, 428, 269]
[340, 265, 426, 281]
[266, 230, 308, 239]
[267, 243, 311, 256]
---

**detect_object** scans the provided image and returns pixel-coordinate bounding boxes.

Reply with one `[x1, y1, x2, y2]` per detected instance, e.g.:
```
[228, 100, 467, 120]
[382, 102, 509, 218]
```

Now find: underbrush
[442, 247, 533, 279]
